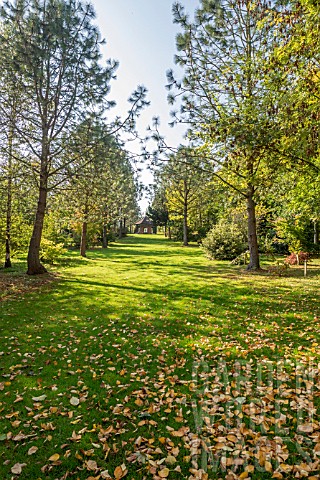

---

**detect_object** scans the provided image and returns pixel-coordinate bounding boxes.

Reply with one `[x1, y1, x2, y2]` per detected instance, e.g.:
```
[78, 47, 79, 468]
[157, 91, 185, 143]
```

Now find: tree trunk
[4, 185, 12, 268]
[4, 105, 17, 269]
[27, 116, 50, 275]
[168, 225, 172, 240]
[164, 224, 167, 237]
[27, 171, 48, 274]
[80, 201, 89, 257]
[80, 221, 87, 257]
[119, 219, 123, 238]
[102, 225, 108, 248]
[246, 190, 260, 270]
[314, 220, 319, 245]
[183, 180, 189, 246]
[4, 120, 14, 269]
[183, 201, 188, 246]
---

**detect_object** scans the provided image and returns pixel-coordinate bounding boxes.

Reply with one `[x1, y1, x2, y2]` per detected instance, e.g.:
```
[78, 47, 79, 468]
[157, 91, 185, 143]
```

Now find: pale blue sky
[91, 0, 200, 210]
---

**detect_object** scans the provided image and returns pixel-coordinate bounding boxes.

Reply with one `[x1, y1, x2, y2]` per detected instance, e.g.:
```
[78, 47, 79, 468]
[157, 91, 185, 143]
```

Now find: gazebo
[134, 216, 154, 234]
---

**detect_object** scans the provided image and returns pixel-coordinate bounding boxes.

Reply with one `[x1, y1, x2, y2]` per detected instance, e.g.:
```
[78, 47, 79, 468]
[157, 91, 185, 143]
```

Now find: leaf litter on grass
[0, 236, 319, 479]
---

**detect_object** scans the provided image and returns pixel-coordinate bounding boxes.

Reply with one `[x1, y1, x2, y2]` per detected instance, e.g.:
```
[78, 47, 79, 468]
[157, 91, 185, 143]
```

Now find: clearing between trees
[0, 235, 319, 480]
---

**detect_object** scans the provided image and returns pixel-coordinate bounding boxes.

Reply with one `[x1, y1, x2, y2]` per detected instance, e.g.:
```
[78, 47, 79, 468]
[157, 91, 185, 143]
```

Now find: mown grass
[0, 235, 319, 480]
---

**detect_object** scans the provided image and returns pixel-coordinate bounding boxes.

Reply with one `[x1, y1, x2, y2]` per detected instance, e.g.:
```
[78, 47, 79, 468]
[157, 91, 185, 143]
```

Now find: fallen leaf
[28, 446, 38, 455]
[32, 394, 47, 402]
[158, 468, 170, 478]
[265, 461, 273, 473]
[11, 463, 26, 475]
[239, 472, 248, 479]
[101, 471, 112, 479]
[49, 453, 60, 461]
[297, 424, 313, 433]
[114, 464, 128, 479]
[70, 397, 80, 406]
[86, 460, 98, 471]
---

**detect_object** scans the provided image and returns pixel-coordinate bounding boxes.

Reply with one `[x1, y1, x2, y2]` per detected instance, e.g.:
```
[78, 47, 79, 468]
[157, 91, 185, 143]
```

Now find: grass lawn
[0, 234, 319, 480]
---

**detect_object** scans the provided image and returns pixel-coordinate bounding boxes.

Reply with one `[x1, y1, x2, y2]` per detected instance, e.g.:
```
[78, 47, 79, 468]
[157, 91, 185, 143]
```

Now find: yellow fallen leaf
[239, 472, 248, 479]
[245, 465, 254, 473]
[49, 453, 60, 462]
[265, 461, 273, 473]
[158, 468, 170, 478]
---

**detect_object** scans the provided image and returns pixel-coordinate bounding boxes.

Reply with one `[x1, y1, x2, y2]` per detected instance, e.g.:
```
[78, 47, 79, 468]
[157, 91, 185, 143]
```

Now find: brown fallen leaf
[86, 460, 98, 471]
[101, 470, 112, 479]
[28, 446, 38, 455]
[297, 424, 313, 433]
[11, 463, 27, 475]
[13, 433, 26, 442]
[32, 394, 47, 402]
[114, 464, 128, 479]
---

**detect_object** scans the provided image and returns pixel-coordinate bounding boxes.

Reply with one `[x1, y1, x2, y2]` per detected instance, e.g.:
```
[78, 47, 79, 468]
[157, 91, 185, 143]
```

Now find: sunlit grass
[0, 235, 319, 479]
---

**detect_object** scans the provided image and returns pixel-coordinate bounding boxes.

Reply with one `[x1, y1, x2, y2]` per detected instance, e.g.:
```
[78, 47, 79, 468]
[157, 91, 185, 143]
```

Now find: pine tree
[168, 0, 279, 269]
[0, 0, 117, 274]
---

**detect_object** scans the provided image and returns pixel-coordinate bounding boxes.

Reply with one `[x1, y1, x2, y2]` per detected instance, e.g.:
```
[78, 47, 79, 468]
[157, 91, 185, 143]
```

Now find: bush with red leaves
[285, 252, 310, 265]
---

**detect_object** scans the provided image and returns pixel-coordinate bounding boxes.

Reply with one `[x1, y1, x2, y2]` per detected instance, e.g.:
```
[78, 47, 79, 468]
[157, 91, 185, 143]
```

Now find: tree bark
[4, 118, 14, 269]
[102, 225, 108, 248]
[183, 180, 188, 246]
[27, 171, 48, 274]
[80, 203, 89, 257]
[314, 220, 319, 245]
[183, 203, 188, 246]
[246, 189, 260, 270]
[80, 221, 87, 257]
[4, 182, 12, 268]
[27, 108, 50, 274]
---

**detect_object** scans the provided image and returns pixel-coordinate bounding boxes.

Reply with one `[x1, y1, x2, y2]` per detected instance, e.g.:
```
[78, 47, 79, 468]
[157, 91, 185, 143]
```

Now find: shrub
[285, 252, 310, 265]
[202, 222, 246, 260]
[40, 239, 66, 265]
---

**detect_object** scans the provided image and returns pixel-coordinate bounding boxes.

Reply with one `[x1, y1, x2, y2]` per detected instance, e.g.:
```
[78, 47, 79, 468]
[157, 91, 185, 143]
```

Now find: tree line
[0, 0, 146, 274]
[148, 0, 320, 269]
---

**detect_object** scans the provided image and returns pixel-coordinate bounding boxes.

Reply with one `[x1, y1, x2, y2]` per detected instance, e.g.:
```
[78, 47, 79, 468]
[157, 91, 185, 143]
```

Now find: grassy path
[0, 235, 320, 479]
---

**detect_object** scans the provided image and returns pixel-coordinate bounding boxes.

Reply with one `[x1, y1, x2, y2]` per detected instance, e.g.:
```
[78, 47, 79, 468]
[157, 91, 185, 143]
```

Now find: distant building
[134, 216, 154, 234]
